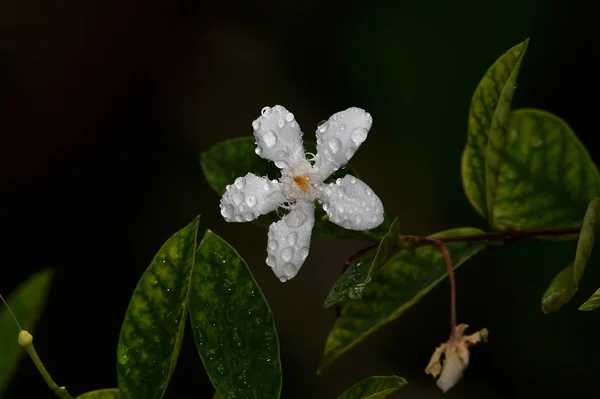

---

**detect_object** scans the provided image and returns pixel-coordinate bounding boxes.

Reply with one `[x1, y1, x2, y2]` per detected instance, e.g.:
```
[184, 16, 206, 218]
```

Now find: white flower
[220, 105, 385, 282]
[425, 324, 489, 392]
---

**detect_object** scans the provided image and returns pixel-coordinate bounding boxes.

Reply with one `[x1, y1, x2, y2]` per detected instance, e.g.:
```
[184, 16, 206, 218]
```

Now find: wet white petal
[318, 175, 384, 230]
[266, 200, 314, 282]
[252, 105, 305, 169]
[313, 107, 373, 179]
[220, 173, 285, 222]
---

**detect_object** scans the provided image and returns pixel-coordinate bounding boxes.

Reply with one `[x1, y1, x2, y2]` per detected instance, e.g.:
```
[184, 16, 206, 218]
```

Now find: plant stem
[18, 331, 73, 399]
[430, 239, 457, 340]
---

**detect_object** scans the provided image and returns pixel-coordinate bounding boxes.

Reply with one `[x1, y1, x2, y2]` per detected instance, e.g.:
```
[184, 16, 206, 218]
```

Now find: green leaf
[200, 137, 386, 241]
[541, 263, 577, 313]
[212, 393, 224, 399]
[324, 218, 401, 308]
[462, 39, 529, 218]
[117, 217, 200, 399]
[0, 268, 54, 396]
[338, 376, 407, 399]
[487, 109, 600, 230]
[75, 389, 121, 399]
[574, 198, 600, 284]
[189, 230, 281, 399]
[319, 228, 486, 372]
[579, 287, 600, 311]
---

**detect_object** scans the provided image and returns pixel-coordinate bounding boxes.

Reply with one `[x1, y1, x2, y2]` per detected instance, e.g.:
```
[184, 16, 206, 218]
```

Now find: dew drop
[266, 256, 276, 267]
[318, 121, 329, 133]
[287, 232, 298, 245]
[268, 239, 279, 251]
[285, 211, 308, 227]
[322, 203, 329, 211]
[350, 127, 368, 144]
[221, 204, 233, 218]
[261, 106, 271, 116]
[246, 195, 257, 207]
[336, 178, 342, 185]
[262, 130, 277, 148]
[350, 177, 357, 184]
[364, 187, 373, 196]
[277, 118, 285, 128]
[299, 247, 309, 259]
[235, 214, 243, 222]
[344, 148, 355, 160]
[234, 177, 246, 189]
[283, 263, 295, 277]
[275, 105, 283, 112]
[244, 212, 254, 221]
[232, 191, 245, 205]
[339, 123, 346, 131]
[371, 214, 379, 223]
[281, 247, 293, 262]
[255, 146, 263, 156]
[275, 160, 288, 168]
[252, 120, 261, 131]
[285, 112, 294, 122]
[328, 137, 342, 153]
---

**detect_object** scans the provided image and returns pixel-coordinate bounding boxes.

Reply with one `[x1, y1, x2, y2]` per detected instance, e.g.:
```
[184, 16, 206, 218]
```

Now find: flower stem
[18, 331, 73, 399]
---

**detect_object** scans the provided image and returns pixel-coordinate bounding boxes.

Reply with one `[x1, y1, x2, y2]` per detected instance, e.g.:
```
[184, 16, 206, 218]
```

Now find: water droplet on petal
[252, 120, 261, 130]
[285, 211, 308, 227]
[246, 195, 257, 207]
[345, 148, 355, 160]
[234, 177, 246, 189]
[275, 105, 283, 112]
[235, 214, 243, 222]
[275, 160, 288, 168]
[287, 232, 298, 245]
[340, 123, 346, 131]
[261, 106, 271, 116]
[328, 137, 341, 153]
[318, 121, 329, 133]
[285, 112, 294, 122]
[283, 263, 295, 277]
[336, 178, 342, 185]
[263, 130, 277, 148]
[232, 191, 245, 205]
[351, 127, 368, 144]
[221, 204, 233, 218]
[350, 177, 357, 184]
[266, 256, 276, 267]
[299, 247, 309, 259]
[277, 118, 285, 128]
[255, 146, 263, 156]
[281, 247, 293, 262]
[244, 212, 254, 221]
[323, 203, 329, 211]
[268, 239, 279, 251]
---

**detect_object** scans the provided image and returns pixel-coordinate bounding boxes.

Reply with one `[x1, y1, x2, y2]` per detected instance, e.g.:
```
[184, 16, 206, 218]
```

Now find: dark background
[1, 1, 599, 398]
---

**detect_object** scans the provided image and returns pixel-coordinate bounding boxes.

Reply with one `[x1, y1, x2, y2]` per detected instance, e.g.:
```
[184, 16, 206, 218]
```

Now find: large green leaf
[541, 263, 577, 313]
[319, 228, 486, 372]
[338, 376, 407, 399]
[0, 268, 54, 396]
[579, 287, 600, 311]
[189, 230, 281, 399]
[75, 389, 121, 399]
[200, 137, 387, 240]
[117, 217, 199, 399]
[574, 198, 600, 284]
[461, 39, 529, 218]
[324, 218, 401, 308]
[487, 109, 600, 230]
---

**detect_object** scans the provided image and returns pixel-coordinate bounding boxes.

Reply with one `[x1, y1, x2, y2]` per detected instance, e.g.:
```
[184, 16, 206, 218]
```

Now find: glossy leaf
[462, 39, 529, 218]
[338, 376, 407, 399]
[574, 198, 600, 284]
[117, 217, 199, 399]
[541, 263, 576, 313]
[200, 137, 387, 240]
[189, 230, 281, 399]
[75, 389, 121, 399]
[487, 109, 600, 230]
[325, 218, 400, 308]
[579, 287, 600, 311]
[0, 268, 54, 395]
[319, 228, 486, 372]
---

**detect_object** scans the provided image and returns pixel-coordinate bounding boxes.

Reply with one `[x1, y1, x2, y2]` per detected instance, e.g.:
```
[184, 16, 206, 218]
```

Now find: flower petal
[252, 105, 305, 169]
[313, 107, 373, 179]
[318, 175, 384, 230]
[266, 200, 315, 282]
[220, 173, 285, 222]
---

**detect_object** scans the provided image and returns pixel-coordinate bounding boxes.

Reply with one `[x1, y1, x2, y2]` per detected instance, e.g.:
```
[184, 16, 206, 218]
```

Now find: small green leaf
[75, 389, 121, 399]
[324, 218, 401, 308]
[212, 393, 224, 399]
[541, 263, 577, 313]
[488, 109, 600, 230]
[0, 268, 54, 396]
[338, 376, 407, 399]
[117, 217, 200, 399]
[574, 198, 600, 285]
[462, 39, 529, 218]
[579, 287, 600, 311]
[200, 137, 386, 241]
[319, 228, 486, 372]
[189, 230, 281, 399]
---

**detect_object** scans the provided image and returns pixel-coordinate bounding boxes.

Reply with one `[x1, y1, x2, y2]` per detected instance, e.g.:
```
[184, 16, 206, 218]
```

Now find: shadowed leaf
[0, 268, 54, 396]
[541, 263, 577, 313]
[319, 228, 486, 372]
[200, 137, 388, 240]
[75, 389, 121, 399]
[338, 375, 407, 399]
[462, 39, 528, 218]
[117, 217, 199, 399]
[487, 109, 600, 230]
[574, 198, 600, 284]
[325, 218, 400, 308]
[579, 287, 600, 311]
[190, 230, 281, 399]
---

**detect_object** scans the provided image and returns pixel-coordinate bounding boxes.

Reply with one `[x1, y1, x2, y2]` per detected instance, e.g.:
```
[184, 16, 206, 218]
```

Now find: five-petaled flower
[219, 105, 385, 282]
